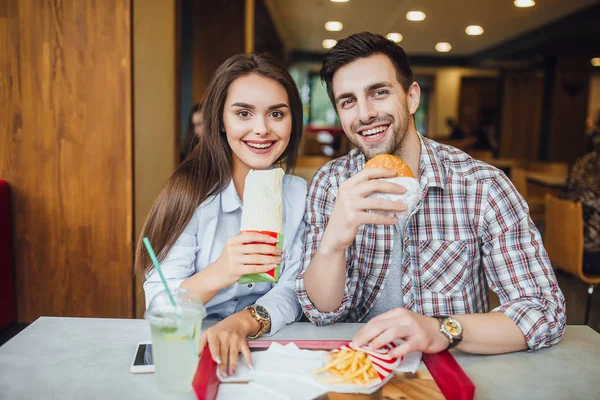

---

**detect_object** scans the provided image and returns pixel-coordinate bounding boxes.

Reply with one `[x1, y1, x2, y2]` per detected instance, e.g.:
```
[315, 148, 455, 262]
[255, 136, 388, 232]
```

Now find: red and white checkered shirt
[296, 135, 566, 351]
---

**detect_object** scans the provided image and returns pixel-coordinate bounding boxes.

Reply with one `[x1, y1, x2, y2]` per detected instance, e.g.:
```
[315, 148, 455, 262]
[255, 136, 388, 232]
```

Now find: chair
[296, 156, 332, 169]
[466, 149, 494, 161]
[511, 167, 528, 198]
[0, 180, 15, 330]
[544, 194, 600, 325]
[292, 168, 319, 184]
[511, 167, 545, 221]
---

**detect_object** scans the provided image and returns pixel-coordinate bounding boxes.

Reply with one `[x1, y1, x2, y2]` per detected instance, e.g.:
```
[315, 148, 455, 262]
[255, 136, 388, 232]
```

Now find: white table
[1, 317, 599, 399]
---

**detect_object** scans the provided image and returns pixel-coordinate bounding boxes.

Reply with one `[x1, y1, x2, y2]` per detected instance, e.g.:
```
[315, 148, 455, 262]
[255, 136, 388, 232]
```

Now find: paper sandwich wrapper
[239, 168, 285, 284]
[369, 176, 421, 227]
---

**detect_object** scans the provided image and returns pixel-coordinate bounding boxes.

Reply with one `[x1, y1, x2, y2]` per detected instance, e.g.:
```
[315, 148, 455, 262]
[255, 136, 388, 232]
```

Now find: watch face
[254, 305, 270, 320]
[443, 319, 463, 337]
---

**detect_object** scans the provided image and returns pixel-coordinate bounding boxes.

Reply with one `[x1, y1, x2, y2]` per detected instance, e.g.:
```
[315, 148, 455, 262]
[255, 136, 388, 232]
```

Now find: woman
[135, 54, 306, 377]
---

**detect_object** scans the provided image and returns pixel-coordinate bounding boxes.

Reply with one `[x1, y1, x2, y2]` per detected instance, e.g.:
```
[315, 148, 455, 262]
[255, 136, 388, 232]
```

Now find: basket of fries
[312, 342, 403, 391]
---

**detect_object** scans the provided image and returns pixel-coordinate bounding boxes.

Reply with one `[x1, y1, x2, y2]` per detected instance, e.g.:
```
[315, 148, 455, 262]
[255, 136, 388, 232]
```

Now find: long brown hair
[135, 54, 303, 275]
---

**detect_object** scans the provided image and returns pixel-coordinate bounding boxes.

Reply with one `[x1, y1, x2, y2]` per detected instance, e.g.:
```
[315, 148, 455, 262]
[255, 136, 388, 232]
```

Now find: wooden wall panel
[191, 0, 246, 103]
[133, 0, 178, 318]
[0, 0, 133, 322]
[254, 0, 286, 65]
[547, 57, 590, 165]
[458, 77, 499, 134]
[499, 71, 544, 161]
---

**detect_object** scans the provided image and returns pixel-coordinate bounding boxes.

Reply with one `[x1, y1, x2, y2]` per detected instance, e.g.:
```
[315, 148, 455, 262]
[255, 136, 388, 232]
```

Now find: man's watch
[436, 316, 463, 349]
[244, 304, 271, 340]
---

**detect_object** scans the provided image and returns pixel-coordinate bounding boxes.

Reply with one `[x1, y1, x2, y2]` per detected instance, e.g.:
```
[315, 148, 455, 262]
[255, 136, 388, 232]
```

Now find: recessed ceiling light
[322, 39, 338, 49]
[465, 25, 484, 36]
[435, 42, 452, 53]
[330, 0, 349, 3]
[386, 32, 403, 43]
[514, 0, 535, 8]
[325, 21, 343, 32]
[592, 57, 600, 67]
[406, 11, 426, 22]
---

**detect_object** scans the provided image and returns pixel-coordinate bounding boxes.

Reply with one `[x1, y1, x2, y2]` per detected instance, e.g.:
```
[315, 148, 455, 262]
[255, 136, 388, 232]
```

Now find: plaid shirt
[296, 135, 566, 351]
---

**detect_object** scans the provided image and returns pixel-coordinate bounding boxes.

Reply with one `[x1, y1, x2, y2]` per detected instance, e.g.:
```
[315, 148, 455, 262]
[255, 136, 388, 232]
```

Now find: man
[296, 32, 565, 358]
[446, 117, 464, 140]
[585, 109, 600, 153]
[564, 134, 600, 274]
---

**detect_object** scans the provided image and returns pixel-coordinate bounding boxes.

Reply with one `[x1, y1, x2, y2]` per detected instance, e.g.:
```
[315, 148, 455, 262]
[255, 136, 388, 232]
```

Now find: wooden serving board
[317, 365, 444, 400]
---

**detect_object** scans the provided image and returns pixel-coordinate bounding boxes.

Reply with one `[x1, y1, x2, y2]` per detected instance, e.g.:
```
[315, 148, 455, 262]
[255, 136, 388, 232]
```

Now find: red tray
[192, 340, 475, 400]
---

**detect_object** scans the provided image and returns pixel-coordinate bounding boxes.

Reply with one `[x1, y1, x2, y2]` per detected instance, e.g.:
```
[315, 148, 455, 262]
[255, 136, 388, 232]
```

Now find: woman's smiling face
[223, 73, 292, 173]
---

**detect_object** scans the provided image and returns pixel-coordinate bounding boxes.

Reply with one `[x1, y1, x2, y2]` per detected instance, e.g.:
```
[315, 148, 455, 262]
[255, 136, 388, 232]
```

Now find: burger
[364, 154, 420, 221]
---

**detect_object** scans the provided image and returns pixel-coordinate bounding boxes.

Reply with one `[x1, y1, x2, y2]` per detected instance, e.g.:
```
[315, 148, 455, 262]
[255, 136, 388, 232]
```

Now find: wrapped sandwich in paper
[364, 154, 420, 226]
[239, 168, 285, 284]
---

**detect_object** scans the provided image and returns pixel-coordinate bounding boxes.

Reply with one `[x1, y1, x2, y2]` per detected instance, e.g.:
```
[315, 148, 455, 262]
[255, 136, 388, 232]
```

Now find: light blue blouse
[144, 175, 307, 335]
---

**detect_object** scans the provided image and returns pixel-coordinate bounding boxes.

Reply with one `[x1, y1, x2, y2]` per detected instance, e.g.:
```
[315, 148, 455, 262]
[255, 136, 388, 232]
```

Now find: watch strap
[245, 305, 271, 340]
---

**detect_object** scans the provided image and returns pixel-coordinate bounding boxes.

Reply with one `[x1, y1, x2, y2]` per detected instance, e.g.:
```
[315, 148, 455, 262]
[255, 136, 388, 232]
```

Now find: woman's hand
[198, 310, 260, 377]
[180, 232, 282, 305]
[213, 232, 282, 288]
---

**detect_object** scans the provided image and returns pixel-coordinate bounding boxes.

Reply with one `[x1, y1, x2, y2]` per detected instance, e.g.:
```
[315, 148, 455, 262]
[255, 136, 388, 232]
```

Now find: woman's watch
[245, 304, 271, 340]
[436, 316, 463, 349]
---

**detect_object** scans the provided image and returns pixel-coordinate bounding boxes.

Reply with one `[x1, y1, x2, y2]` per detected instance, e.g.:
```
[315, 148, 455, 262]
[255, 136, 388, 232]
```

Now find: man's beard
[350, 111, 410, 161]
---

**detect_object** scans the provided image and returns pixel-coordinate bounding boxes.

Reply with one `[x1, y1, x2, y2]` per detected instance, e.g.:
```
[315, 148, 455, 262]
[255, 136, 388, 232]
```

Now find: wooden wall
[0, 0, 133, 322]
[499, 71, 544, 160]
[254, 0, 286, 65]
[458, 77, 499, 134]
[133, 0, 178, 318]
[191, 0, 246, 104]
[547, 57, 590, 164]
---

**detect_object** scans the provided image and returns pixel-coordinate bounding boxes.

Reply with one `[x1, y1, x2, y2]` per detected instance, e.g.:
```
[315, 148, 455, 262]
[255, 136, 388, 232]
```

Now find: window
[308, 73, 340, 126]
[414, 75, 433, 137]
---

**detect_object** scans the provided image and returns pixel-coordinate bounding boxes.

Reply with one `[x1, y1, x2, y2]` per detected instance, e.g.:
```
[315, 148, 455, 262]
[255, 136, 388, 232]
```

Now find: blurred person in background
[446, 117, 465, 140]
[181, 102, 203, 161]
[564, 134, 600, 274]
[471, 108, 498, 153]
[585, 109, 600, 153]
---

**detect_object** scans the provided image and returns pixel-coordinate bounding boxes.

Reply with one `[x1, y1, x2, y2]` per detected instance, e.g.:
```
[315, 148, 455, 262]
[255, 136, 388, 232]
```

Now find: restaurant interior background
[1, 0, 600, 343]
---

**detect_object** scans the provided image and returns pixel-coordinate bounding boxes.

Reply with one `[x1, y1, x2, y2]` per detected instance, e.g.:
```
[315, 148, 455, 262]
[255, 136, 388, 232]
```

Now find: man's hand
[351, 308, 449, 358]
[321, 167, 407, 252]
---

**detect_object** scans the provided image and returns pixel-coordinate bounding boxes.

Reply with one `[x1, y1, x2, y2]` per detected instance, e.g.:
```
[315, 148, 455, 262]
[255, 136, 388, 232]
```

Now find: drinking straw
[142, 237, 179, 315]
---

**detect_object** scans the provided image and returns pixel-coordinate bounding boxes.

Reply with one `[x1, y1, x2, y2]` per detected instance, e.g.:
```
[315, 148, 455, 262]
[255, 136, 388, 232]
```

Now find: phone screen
[134, 343, 154, 366]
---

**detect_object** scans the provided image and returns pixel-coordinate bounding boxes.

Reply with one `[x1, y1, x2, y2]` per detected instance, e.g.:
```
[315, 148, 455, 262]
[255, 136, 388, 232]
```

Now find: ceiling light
[322, 39, 338, 49]
[330, 0, 349, 2]
[592, 57, 600, 67]
[406, 11, 426, 22]
[325, 21, 343, 32]
[386, 32, 403, 43]
[435, 42, 452, 53]
[514, 0, 535, 8]
[465, 25, 484, 36]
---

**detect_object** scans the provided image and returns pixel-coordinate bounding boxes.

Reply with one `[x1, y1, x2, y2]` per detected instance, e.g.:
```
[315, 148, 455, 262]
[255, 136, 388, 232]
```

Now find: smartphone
[130, 341, 155, 374]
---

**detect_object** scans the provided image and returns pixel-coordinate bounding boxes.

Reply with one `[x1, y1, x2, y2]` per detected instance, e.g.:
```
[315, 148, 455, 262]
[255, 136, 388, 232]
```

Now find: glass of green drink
[145, 288, 206, 393]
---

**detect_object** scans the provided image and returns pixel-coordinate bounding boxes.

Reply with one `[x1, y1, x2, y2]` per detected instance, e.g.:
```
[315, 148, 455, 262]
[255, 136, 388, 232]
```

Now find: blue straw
[142, 237, 179, 315]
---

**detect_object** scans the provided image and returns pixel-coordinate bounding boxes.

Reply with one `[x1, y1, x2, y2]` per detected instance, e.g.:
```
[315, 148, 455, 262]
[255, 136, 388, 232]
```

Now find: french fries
[312, 349, 379, 386]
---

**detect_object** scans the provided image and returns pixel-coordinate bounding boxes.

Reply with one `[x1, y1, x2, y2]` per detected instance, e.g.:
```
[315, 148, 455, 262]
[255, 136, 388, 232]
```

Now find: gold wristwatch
[245, 304, 271, 340]
[436, 316, 463, 349]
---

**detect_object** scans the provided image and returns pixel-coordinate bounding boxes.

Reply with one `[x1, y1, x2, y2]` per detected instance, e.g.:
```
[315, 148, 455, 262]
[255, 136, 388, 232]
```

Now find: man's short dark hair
[320, 32, 415, 106]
